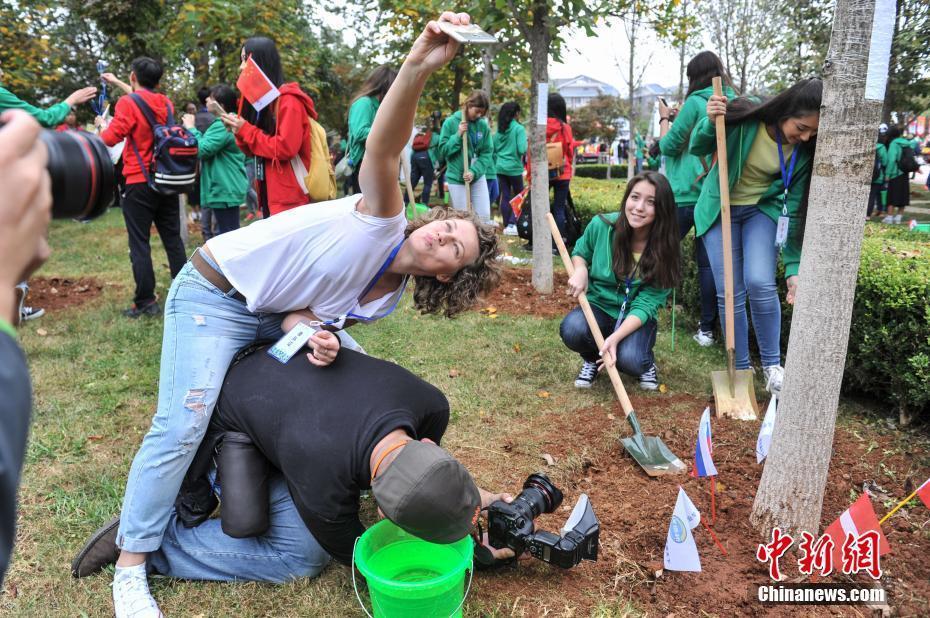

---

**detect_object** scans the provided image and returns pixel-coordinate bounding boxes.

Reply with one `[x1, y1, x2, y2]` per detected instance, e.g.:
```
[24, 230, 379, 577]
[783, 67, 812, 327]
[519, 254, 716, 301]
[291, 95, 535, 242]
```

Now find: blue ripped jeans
[117, 256, 285, 553]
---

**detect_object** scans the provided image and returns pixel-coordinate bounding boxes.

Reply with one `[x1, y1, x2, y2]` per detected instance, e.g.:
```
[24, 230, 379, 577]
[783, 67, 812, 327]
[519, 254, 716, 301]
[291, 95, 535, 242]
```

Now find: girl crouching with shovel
[559, 171, 681, 390]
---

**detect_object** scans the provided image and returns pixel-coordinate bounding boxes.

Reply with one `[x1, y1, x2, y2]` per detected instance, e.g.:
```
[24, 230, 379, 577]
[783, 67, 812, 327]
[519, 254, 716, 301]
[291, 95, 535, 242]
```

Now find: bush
[570, 177, 626, 228]
[574, 164, 628, 179]
[676, 223, 930, 421]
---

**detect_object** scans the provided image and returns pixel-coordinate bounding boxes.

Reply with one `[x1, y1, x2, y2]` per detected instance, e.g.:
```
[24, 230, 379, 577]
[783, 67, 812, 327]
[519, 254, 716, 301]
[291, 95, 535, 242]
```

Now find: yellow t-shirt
[729, 122, 794, 206]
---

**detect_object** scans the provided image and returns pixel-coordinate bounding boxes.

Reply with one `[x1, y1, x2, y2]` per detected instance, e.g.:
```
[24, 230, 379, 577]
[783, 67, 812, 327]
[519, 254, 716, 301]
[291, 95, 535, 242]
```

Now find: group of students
[559, 50, 823, 396]
[868, 122, 925, 224]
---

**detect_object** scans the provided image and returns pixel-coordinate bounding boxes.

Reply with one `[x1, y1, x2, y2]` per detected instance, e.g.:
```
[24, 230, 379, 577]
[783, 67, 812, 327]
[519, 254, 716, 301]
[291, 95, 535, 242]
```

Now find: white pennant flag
[664, 486, 702, 572]
[756, 397, 777, 464]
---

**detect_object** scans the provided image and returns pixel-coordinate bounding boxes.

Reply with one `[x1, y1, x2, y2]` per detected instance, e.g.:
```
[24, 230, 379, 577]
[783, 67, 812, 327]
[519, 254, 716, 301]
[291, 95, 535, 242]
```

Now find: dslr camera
[486, 473, 599, 569]
[0, 119, 114, 221]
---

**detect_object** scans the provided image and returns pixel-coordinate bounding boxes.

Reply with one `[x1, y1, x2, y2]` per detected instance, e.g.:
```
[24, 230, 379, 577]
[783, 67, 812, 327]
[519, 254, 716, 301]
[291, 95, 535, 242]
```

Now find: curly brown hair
[405, 208, 502, 318]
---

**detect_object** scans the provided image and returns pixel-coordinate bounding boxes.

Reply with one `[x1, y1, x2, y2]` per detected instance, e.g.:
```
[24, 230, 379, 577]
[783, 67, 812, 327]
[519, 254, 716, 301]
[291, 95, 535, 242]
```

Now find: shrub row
[573, 164, 628, 179]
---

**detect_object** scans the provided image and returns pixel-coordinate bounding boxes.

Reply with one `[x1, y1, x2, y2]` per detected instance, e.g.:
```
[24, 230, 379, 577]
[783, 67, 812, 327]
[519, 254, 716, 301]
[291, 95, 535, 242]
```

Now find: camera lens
[40, 129, 114, 220]
[519, 473, 564, 517]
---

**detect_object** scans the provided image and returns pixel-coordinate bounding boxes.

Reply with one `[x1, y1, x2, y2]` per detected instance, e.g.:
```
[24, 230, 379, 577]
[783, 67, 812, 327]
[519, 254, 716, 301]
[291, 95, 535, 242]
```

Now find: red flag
[236, 55, 280, 112]
[918, 478, 930, 509]
[509, 187, 528, 220]
[823, 493, 890, 569]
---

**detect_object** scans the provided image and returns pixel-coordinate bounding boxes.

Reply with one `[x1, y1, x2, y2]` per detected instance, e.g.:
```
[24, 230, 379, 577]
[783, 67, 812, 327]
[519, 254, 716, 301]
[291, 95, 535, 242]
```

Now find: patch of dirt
[23, 277, 105, 312]
[467, 395, 930, 615]
[479, 268, 576, 318]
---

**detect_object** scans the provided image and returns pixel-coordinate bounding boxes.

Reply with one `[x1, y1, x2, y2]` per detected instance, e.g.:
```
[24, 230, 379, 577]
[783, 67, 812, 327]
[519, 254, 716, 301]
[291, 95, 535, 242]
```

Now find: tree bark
[627, 13, 636, 180]
[750, 0, 890, 537]
[527, 0, 552, 293]
[481, 47, 496, 101]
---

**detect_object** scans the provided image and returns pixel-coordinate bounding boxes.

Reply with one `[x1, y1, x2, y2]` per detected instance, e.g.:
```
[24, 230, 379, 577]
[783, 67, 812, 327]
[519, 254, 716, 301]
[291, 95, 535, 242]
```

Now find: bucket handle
[351, 536, 474, 618]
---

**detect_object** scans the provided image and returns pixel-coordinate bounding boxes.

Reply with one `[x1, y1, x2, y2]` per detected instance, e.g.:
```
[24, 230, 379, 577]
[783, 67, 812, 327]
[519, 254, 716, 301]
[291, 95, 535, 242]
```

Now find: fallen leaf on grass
[36, 328, 48, 336]
[487, 313, 499, 319]
[513, 343, 521, 353]
[87, 435, 103, 441]
[537, 390, 550, 398]
[541, 453, 556, 466]
[448, 369, 460, 378]
[658, 383, 668, 393]
[607, 413, 616, 420]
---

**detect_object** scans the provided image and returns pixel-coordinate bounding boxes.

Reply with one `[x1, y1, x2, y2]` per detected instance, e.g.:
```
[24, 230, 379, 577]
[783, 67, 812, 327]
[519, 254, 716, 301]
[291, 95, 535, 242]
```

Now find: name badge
[267, 322, 317, 364]
[775, 215, 789, 248]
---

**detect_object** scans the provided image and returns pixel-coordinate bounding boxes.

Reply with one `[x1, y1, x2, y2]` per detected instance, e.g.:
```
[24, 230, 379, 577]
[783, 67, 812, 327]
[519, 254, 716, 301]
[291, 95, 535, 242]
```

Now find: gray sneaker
[763, 365, 784, 396]
[692, 329, 714, 347]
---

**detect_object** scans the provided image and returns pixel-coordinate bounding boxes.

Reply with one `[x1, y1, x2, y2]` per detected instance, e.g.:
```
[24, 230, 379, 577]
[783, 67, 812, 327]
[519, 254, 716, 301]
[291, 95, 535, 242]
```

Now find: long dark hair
[548, 93, 567, 123]
[686, 51, 734, 98]
[497, 101, 521, 132]
[240, 37, 285, 135]
[724, 78, 823, 130]
[885, 125, 902, 141]
[351, 65, 398, 105]
[599, 172, 680, 289]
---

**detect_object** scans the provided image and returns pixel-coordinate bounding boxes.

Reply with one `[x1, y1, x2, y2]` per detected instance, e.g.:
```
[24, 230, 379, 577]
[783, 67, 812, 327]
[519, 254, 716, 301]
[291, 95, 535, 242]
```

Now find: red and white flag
[509, 187, 528, 220]
[823, 493, 890, 566]
[236, 55, 280, 112]
[917, 478, 930, 509]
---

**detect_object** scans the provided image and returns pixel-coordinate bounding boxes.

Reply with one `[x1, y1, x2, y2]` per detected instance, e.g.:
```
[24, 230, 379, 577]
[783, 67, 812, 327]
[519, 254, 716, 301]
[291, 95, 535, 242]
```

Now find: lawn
[3, 202, 929, 617]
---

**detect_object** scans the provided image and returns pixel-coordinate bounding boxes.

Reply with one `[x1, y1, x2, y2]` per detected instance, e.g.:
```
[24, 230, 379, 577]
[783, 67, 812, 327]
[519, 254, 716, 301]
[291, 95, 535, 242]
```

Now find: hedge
[676, 224, 930, 422]
[570, 177, 627, 227]
[573, 164, 628, 179]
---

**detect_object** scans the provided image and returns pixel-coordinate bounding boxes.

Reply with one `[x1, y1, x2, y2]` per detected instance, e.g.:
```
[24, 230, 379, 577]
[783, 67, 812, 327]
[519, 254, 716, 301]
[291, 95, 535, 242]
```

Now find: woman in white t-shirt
[107, 13, 501, 616]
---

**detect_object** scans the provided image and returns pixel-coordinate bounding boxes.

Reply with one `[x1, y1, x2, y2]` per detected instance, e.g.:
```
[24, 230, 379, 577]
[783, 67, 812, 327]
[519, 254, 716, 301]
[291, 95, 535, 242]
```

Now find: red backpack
[412, 130, 432, 152]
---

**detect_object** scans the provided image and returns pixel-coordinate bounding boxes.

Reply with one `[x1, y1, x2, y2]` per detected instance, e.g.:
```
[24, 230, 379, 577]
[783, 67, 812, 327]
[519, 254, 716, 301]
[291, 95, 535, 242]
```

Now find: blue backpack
[128, 94, 198, 195]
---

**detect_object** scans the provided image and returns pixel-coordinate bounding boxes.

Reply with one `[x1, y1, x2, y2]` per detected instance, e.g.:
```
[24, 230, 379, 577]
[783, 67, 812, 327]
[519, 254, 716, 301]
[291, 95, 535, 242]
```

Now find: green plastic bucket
[912, 223, 930, 234]
[353, 520, 473, 618]
[406, 202, 429, 220]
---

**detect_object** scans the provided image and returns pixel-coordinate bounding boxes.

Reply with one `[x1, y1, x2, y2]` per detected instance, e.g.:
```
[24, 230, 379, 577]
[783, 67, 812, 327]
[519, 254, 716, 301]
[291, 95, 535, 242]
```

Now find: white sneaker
[503, 224, 518, 236]
[762, 365, 785, 396]
[638, 363, 659, 391]
[113, 565, 164, 618]
[882, 215, 894, 224]
[893, 214, 902, 224]
[574, 361, 598, 388]
[692, 329, 714, 347]
[20, 306, 45, 321]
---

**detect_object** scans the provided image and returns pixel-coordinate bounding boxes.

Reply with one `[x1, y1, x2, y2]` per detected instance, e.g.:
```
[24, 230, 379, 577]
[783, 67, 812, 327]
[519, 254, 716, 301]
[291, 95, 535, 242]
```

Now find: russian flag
[692, 407, 717, 477]
[237, 54, 280, 112]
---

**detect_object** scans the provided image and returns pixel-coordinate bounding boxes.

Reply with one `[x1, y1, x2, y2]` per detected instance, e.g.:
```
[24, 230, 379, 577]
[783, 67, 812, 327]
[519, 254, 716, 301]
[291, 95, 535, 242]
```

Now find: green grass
[1, 206, 913, 616]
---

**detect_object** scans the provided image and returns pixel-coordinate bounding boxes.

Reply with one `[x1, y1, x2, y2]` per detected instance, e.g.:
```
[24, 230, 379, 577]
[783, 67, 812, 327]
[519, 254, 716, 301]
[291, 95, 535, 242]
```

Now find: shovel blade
[711, 369, 759, 420]
[620, 418, 687, 478]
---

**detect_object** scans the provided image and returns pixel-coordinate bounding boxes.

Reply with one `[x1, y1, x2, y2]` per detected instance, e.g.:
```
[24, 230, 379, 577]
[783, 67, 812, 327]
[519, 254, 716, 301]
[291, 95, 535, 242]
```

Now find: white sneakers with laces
[692, 329, 714, 347]
[113, 564, 163, 618]
[503, 224, 518, 236]
[762, 365, 785, 396]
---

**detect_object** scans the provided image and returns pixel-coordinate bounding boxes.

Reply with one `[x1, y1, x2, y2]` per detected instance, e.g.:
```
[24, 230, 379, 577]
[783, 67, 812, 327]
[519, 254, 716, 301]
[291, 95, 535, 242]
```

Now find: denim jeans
[449, 176, 491, 223]
[149, 474, 330, 583]
[409, 150, 434, 204]
[486, 176, 500, 208]
[676, 206, 718, 333]
[498, 174, 524, 226]
[701, 205, 781, 369]
[559, 305, 658, 377]
[550, 179, 570, 240]
[117, 258, 285, 553]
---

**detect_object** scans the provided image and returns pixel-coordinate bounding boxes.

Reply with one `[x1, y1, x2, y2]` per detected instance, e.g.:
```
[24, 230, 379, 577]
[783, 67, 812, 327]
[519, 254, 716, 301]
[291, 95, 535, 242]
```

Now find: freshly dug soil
[480, 268, 576, 319]
[462, 394, 930, 616]
[22, 277, 105, 313]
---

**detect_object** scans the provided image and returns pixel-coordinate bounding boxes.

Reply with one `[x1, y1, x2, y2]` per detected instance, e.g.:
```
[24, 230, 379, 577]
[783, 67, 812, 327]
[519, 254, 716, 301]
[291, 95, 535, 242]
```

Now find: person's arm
[225, 95, 306, 161]
[98, 97, 135, 147]
[438, 114, 463, 161]
[781, 158, 812, 300]
[515, 123, 527, 159]
[660, 96, 699, 156]
[358, 12, 468, 218]
[100, 73, 132, 96]
[185, 120, 226, 160]
[688, 115, 720, 157]
[0, 86, 72, 129]
[601, 285, 670, 365]
[280, 311, 341, 367]
[469, 120, 493, 179]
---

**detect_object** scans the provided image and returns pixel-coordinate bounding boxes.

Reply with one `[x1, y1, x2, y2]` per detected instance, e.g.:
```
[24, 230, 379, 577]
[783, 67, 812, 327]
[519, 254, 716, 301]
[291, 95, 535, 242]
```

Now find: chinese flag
[236, 55, 280, 112]
[509, 187, 528, 220]
[823, 493, 891, 566]
[918, 478, 930, 509]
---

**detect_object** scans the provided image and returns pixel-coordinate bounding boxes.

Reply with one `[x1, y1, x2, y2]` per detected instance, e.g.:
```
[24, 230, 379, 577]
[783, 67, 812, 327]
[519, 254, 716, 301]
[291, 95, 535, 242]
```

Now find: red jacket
[101, 89, 174, 185]
[235, 83, 317, 215]
[525, 118, 575, 183]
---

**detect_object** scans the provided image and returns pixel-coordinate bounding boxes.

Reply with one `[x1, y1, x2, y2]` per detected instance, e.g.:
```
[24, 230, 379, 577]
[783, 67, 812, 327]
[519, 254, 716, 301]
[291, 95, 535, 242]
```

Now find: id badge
[267, 322, 317, 364]
[775, 215, 789, 247]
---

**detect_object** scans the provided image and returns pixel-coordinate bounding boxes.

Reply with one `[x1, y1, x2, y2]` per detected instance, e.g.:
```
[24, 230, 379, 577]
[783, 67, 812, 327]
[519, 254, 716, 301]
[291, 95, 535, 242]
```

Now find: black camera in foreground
[41, 129, 114, 220]
[486, 473, 599, 569]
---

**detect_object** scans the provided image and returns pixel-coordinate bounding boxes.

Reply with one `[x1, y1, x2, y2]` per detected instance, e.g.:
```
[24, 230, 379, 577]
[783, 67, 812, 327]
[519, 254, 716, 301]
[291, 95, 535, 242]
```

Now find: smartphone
[438, 22, 498, 45]
[207, 98, 227, 116]
[658, 97, 669, 107]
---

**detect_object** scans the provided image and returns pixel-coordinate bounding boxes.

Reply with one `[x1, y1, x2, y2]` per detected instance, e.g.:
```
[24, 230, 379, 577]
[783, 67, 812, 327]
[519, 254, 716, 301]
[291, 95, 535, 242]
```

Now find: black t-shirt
[0, 333, 31, 587]
[210, 344, 449, 564]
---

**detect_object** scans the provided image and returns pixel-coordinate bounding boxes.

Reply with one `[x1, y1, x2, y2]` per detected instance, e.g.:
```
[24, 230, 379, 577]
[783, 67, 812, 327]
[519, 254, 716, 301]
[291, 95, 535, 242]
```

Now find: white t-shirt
[207, 194, 408, 320]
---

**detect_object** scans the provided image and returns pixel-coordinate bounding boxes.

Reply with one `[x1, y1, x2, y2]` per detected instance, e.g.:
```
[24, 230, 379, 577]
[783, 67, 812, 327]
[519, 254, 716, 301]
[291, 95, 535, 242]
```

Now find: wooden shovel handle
[547, 213, 634, 416]
[462, 104, 473, 213]
[712, 77, 736, 357]
[400, 152, 417, 206]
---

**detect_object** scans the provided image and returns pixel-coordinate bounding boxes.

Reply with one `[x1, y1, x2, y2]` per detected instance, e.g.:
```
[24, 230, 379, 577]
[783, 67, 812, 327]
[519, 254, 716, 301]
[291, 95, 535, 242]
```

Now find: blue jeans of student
[550, 179, 570, 241]
[486, 176, 500, 208]
[149, 474, 330, 582]
[676, 206, 718, 333]
[559, 305, 658, 377]
[701, 205, 781, 369]
[498, 174, 524, 226]
[117, 257, 286, 553]
[409, 150, 434, 204]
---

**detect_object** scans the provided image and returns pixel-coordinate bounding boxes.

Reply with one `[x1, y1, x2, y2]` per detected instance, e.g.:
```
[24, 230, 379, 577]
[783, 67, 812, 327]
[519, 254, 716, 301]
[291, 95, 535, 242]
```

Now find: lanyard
[616, 261, 642, 324]
[775, 129, 798, 217]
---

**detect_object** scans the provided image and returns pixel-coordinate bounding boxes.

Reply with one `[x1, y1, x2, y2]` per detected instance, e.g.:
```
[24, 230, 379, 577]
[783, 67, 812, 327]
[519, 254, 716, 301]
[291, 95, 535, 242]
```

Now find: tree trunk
[750, 0, 891, 537]
[481, 47, 496, 101]
[528, 1, 552, 293]
[677, 0, 688, 102]
[627, 14, 636, 180]
[450, 61, 465, 113]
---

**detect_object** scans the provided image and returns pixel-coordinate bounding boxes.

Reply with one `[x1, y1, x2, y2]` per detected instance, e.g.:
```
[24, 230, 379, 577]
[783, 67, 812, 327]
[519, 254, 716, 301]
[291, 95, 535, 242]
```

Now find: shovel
[547, 213, 686, 477]
[400, 150, 429, 220]
[710, 76, 759, 421]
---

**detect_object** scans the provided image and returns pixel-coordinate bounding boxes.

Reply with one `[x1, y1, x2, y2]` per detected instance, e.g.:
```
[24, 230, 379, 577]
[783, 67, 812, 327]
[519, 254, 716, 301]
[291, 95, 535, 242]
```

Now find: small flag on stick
[692, 407, 717, 477]
[823, 493, 891, 568]
[664, 486, 702, 572]
[918, 478, 930, 510]
[236, 54, 280, 112]
[509, 187, 528, 220]
[756, 397, 777, 464]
